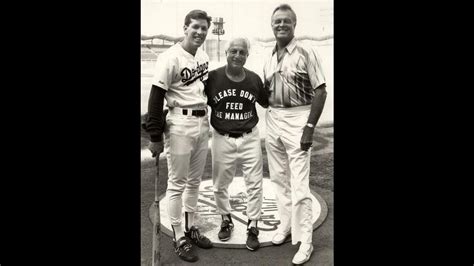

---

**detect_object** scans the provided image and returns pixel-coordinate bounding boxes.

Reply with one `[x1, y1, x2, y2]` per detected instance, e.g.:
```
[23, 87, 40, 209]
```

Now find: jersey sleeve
[307, 46, 326, 90]
[145, 85, 166, 142]
[151, 52, 176, 91]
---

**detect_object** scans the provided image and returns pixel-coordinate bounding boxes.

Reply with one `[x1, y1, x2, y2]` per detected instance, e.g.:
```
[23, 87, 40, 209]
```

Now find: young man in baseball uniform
[263, 4, 327, 265]
[205, 37, 268, 251]
[146, 9, 213, 262]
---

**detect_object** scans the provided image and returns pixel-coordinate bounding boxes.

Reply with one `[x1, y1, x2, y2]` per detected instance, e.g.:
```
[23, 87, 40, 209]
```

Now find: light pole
[212, 17, 225, 62]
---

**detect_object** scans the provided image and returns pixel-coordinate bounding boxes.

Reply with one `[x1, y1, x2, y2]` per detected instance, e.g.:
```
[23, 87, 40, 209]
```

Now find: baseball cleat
[185, 226, 213, 249]
[174, 236, 198, 262]
[246, 227, 260, 251]
[218, 220, 234, 241]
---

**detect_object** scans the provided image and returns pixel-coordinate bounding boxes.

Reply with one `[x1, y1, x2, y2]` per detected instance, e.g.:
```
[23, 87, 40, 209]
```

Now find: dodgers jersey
[152, 43, 209, 108]
[263, 38, 326, 108]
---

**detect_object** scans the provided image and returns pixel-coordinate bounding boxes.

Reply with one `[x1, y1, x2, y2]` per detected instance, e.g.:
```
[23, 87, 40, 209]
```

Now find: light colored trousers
[164, 112, 209, 226]
[265, 105, 313, 245]
[211, 127, 263, 221]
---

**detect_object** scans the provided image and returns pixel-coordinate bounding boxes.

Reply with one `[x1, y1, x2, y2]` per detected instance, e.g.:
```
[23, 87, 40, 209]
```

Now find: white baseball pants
[265, 105, 313, 245]
[164, 111, 209, 226]
[211, 127, 263, 221]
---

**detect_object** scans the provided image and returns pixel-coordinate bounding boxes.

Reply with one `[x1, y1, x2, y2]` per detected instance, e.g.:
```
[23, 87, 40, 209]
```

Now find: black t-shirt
[205, 66, 268, 135]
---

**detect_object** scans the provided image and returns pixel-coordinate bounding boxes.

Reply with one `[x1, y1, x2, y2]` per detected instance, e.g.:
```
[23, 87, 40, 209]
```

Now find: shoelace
[221, 220, 233, 230]
[182, 243, 192, 252]
[191, 228, 204, 240]
[176, 240, 192, 253]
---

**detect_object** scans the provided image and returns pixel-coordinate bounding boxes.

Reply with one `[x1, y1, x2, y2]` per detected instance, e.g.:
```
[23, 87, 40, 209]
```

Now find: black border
[4, 1, 141, 265]
[4, 1, 470, 265]
[333, 2, 471, 264]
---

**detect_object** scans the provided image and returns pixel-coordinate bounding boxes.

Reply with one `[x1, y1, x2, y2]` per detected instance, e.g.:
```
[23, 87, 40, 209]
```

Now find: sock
[248, 220, 257, 229]
[185, 212, 194, 232]
[172, 224, 184, 241]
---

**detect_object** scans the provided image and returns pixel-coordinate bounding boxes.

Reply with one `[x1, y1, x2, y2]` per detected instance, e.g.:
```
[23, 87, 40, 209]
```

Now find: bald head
[225, 37, 250, 54]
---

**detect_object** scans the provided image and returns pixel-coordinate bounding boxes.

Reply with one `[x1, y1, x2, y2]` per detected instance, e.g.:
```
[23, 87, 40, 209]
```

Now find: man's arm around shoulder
[257, 75, 269, 108]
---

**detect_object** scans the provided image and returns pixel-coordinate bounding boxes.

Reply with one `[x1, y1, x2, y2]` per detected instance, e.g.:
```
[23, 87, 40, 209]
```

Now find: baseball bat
[152, 154, 161, 266]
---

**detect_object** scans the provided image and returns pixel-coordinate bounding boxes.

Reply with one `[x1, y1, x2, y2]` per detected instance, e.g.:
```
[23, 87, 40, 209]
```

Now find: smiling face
[183, 18, 209, 49]
[226, 39, 249, 69]
[271, 9, 296, 44]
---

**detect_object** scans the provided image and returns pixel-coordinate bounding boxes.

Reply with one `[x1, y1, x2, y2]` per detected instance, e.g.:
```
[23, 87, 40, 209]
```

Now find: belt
[170, 107, 207, 117]
[217, 128, 253, 138]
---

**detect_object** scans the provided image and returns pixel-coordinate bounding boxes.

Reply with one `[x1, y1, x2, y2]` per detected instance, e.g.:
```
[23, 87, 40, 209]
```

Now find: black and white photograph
[140, 0, 333, 264]
[7, 2, 468, 266]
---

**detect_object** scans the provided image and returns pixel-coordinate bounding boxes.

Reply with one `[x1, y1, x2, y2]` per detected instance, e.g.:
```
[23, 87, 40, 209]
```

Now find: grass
[140, 122, 333, 265]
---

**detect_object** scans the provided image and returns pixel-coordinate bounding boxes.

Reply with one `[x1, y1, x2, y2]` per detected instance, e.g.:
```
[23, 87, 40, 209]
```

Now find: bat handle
[152, 151, 162, 266]
[152, 201, 161, 266]
[154, 149, 163, 194]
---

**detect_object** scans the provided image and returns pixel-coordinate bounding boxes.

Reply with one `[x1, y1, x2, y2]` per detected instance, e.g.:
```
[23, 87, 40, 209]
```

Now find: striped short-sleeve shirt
[263, 37, 326, 108]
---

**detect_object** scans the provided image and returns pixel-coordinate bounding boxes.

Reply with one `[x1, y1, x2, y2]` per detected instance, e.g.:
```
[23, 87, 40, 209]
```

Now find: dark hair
[272, 4, 297, 24]
[184, 10, 212, 28]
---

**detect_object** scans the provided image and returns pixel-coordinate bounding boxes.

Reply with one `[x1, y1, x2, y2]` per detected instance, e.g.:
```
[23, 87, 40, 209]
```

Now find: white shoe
[292, 243, 314, 265]
[271, 231, 290, 245]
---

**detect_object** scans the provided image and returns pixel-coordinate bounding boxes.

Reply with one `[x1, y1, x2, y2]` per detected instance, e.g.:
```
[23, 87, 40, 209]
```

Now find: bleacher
[141, 44, 172, 61]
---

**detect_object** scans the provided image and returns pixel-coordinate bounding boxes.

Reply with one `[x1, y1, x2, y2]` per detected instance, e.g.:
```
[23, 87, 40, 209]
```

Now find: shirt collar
[272, 37, 297, 55]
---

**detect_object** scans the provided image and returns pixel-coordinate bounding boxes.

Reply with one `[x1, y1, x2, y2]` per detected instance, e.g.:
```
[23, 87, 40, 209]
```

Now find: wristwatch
[306, 123, 315, 128]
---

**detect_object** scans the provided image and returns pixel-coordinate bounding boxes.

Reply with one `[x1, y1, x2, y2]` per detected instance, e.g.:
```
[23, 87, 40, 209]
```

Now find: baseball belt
[170, 107, 207, 117]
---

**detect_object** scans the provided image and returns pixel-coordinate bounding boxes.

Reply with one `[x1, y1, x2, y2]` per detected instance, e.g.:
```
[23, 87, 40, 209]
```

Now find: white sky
[141, 0, 333, 41]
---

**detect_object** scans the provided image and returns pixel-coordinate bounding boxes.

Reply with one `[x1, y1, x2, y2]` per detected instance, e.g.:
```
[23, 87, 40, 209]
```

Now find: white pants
[265, 105, 313, 245]
[164, 112, 209, 226]
[211, 127, 263, 221]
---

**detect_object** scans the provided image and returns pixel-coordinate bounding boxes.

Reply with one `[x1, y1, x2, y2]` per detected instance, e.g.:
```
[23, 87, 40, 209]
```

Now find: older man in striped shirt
[263, 3, 327, 265]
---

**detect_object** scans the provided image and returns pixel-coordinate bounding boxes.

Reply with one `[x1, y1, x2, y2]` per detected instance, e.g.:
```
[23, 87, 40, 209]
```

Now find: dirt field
[141, 122, 333, 265]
